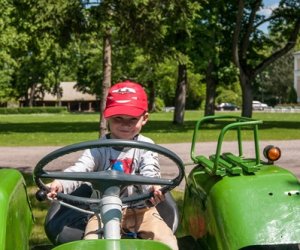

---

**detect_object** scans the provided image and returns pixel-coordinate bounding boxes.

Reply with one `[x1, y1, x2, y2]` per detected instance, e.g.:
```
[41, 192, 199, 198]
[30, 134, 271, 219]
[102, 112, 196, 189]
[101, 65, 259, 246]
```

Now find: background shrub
[0, 107, 68, 114]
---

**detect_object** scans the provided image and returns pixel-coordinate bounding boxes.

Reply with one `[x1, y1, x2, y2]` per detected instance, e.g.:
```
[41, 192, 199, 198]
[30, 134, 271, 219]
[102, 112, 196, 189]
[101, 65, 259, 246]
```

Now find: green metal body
[0, 168, 34, 250]
[180, 115, 300, 249]
[0, 169, 171, 250]
[52, 239, 172, 250]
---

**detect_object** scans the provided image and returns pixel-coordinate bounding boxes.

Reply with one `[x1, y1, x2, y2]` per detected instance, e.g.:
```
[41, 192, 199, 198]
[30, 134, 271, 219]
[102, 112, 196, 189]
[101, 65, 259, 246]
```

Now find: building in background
[294, 51, 300, 103]
[28, 82, 99, 112]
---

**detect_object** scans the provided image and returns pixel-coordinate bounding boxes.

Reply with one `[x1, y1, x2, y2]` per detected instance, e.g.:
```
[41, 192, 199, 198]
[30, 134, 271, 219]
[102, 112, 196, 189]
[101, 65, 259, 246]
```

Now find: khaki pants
[84, 206, 178, 250]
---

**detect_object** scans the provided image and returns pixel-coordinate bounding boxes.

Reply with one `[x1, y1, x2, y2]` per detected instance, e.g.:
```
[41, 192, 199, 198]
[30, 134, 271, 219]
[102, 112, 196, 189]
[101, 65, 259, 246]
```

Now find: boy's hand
[149, 185, 165, 206]
[46, 180, 63, 199]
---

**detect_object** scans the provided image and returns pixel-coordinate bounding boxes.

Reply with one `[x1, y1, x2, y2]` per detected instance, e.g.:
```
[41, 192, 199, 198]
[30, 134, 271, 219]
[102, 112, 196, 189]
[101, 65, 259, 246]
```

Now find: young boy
[47, 80, 178, 250]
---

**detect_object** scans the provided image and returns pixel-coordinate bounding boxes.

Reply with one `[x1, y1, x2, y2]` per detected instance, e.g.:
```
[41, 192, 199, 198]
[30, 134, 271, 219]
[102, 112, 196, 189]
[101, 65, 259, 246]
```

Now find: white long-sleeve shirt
[59, 134, 160, 207]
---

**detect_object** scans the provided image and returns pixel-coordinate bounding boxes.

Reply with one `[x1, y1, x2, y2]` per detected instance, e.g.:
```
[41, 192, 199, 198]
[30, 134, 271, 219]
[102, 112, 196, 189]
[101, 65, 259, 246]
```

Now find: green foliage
[0, 107, 68, 114]
[76, 37, 103, 96]
[288, 87, 298, 104]
[151, 59, 178, 106]
[154, 97, 165, 112]
[0, 0, 298, 117]
[255, 51, 295, 105]
[216, 82, 242, 106]
[186, 68, 206, 109]
[112, 46, 151, 84]
[10, 0, 85, 106]
[0, 0, 19, 103]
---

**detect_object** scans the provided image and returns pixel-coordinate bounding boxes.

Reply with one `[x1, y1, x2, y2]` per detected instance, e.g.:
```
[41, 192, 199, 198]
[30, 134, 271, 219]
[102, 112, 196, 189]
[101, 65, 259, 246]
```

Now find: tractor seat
[156, 191, 179, 233]
[45, 184, 179, 245]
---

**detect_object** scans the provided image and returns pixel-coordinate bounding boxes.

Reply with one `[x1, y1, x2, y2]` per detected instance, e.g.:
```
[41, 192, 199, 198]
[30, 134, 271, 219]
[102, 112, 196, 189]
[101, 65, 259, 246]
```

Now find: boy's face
[108, 113, 149, 140]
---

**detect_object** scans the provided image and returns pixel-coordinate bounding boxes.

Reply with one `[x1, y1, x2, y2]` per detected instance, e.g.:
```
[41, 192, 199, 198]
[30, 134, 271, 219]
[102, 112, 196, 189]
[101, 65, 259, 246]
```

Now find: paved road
[0, 140, 299, 190]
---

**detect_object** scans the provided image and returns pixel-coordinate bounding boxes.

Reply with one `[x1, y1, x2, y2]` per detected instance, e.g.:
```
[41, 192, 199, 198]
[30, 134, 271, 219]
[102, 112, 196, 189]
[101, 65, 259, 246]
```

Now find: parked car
[216, 103, 239, 111]
[252, 100, 268, 110]
[163, 106, 175, 112]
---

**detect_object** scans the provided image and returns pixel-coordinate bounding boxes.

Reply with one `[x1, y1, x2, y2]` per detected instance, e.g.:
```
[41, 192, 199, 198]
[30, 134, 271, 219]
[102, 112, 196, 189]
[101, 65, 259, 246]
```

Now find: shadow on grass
[1, 119, 300, 135]
[0, 122, 99, 133]
[258, 120, 300, 130]
[0, 120, 195, 133]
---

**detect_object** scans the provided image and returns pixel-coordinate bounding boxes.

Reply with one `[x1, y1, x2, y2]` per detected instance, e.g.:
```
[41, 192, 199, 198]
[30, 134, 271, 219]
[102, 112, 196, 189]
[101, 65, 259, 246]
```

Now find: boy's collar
[106, 134, 139, 141]
[106, 134, 139, 151]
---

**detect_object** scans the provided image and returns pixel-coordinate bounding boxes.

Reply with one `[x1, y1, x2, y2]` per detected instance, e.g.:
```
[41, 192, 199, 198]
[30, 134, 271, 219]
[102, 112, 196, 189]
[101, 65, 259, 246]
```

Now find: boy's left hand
[149, 185, 165, 206]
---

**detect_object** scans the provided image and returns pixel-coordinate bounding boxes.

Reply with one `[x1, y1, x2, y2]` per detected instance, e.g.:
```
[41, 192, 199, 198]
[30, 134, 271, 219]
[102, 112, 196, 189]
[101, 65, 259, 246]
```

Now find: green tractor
[0, 115, 299, 250]
[0, 169, 34, 250]
[179, 115, 300, 249]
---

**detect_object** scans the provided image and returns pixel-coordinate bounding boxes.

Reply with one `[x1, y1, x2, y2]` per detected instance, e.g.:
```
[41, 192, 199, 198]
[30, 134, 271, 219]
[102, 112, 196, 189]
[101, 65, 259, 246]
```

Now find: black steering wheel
[34, 139, 184, 206]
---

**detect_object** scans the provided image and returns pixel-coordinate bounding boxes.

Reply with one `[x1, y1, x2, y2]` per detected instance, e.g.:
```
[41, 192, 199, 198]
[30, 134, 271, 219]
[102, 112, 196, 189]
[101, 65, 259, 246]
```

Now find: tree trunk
[28, 83, 37, 107]
[173, 63, 187, 125]
[240, 70, 253, 118]
[57, 84, 62, 107]
[148, 80, 155, 112]
[55, 69, 62, 107]
[204, 60, 217, 116]
[99, 28, 112, 137]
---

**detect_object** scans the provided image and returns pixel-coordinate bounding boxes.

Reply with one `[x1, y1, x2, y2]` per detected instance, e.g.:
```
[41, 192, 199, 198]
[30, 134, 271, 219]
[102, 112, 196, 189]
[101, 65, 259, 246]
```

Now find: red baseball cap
[103, 80, 148, 118]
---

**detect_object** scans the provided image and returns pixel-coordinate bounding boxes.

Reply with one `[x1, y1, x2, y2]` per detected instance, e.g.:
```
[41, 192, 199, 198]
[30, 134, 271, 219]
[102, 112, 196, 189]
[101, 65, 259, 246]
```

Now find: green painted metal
[208, 166, 300, 249]
[180, 115, 300, 249]
[0, 169, 34, 250]
[190, 115, 263, 176]
[52, 239, 172, 250]
[181, 165, 300, 249]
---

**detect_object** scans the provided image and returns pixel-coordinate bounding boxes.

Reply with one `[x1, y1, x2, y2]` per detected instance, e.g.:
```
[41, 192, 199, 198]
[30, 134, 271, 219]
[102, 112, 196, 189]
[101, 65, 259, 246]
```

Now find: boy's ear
[142, 112, 149, 125]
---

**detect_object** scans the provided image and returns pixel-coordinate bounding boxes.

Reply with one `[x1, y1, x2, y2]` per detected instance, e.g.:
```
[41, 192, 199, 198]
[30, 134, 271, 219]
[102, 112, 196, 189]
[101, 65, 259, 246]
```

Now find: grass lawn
[24, 173, 53, 248]
[1, 111, 300, 146]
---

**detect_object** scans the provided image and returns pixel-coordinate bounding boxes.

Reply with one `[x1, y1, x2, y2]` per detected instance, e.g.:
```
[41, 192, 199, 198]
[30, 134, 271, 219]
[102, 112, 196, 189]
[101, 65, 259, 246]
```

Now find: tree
[112, 0, 201, 124]
[0, 0, 20, 104]
[188, 0, 244, 116]
[11, 0, 85, 106]
[231, 0, 300, 117]
[82, 2, 114, 136]
[164, 2, 201, 124]
[255, 51, 295, 105]
[188, 1, 223, 116]
[189, 0, 299, 117]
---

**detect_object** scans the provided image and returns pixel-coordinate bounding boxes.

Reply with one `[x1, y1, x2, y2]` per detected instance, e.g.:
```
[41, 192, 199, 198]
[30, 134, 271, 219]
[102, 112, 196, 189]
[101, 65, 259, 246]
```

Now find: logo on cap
[112, 87, 136, 94]
[104, 80, 148, 118]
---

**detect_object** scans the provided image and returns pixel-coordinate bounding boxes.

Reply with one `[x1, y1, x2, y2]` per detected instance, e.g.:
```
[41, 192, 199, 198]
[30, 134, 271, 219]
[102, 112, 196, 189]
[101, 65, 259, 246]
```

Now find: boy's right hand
[47, 180, 63, 199]
[149, 185, 165, 206]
